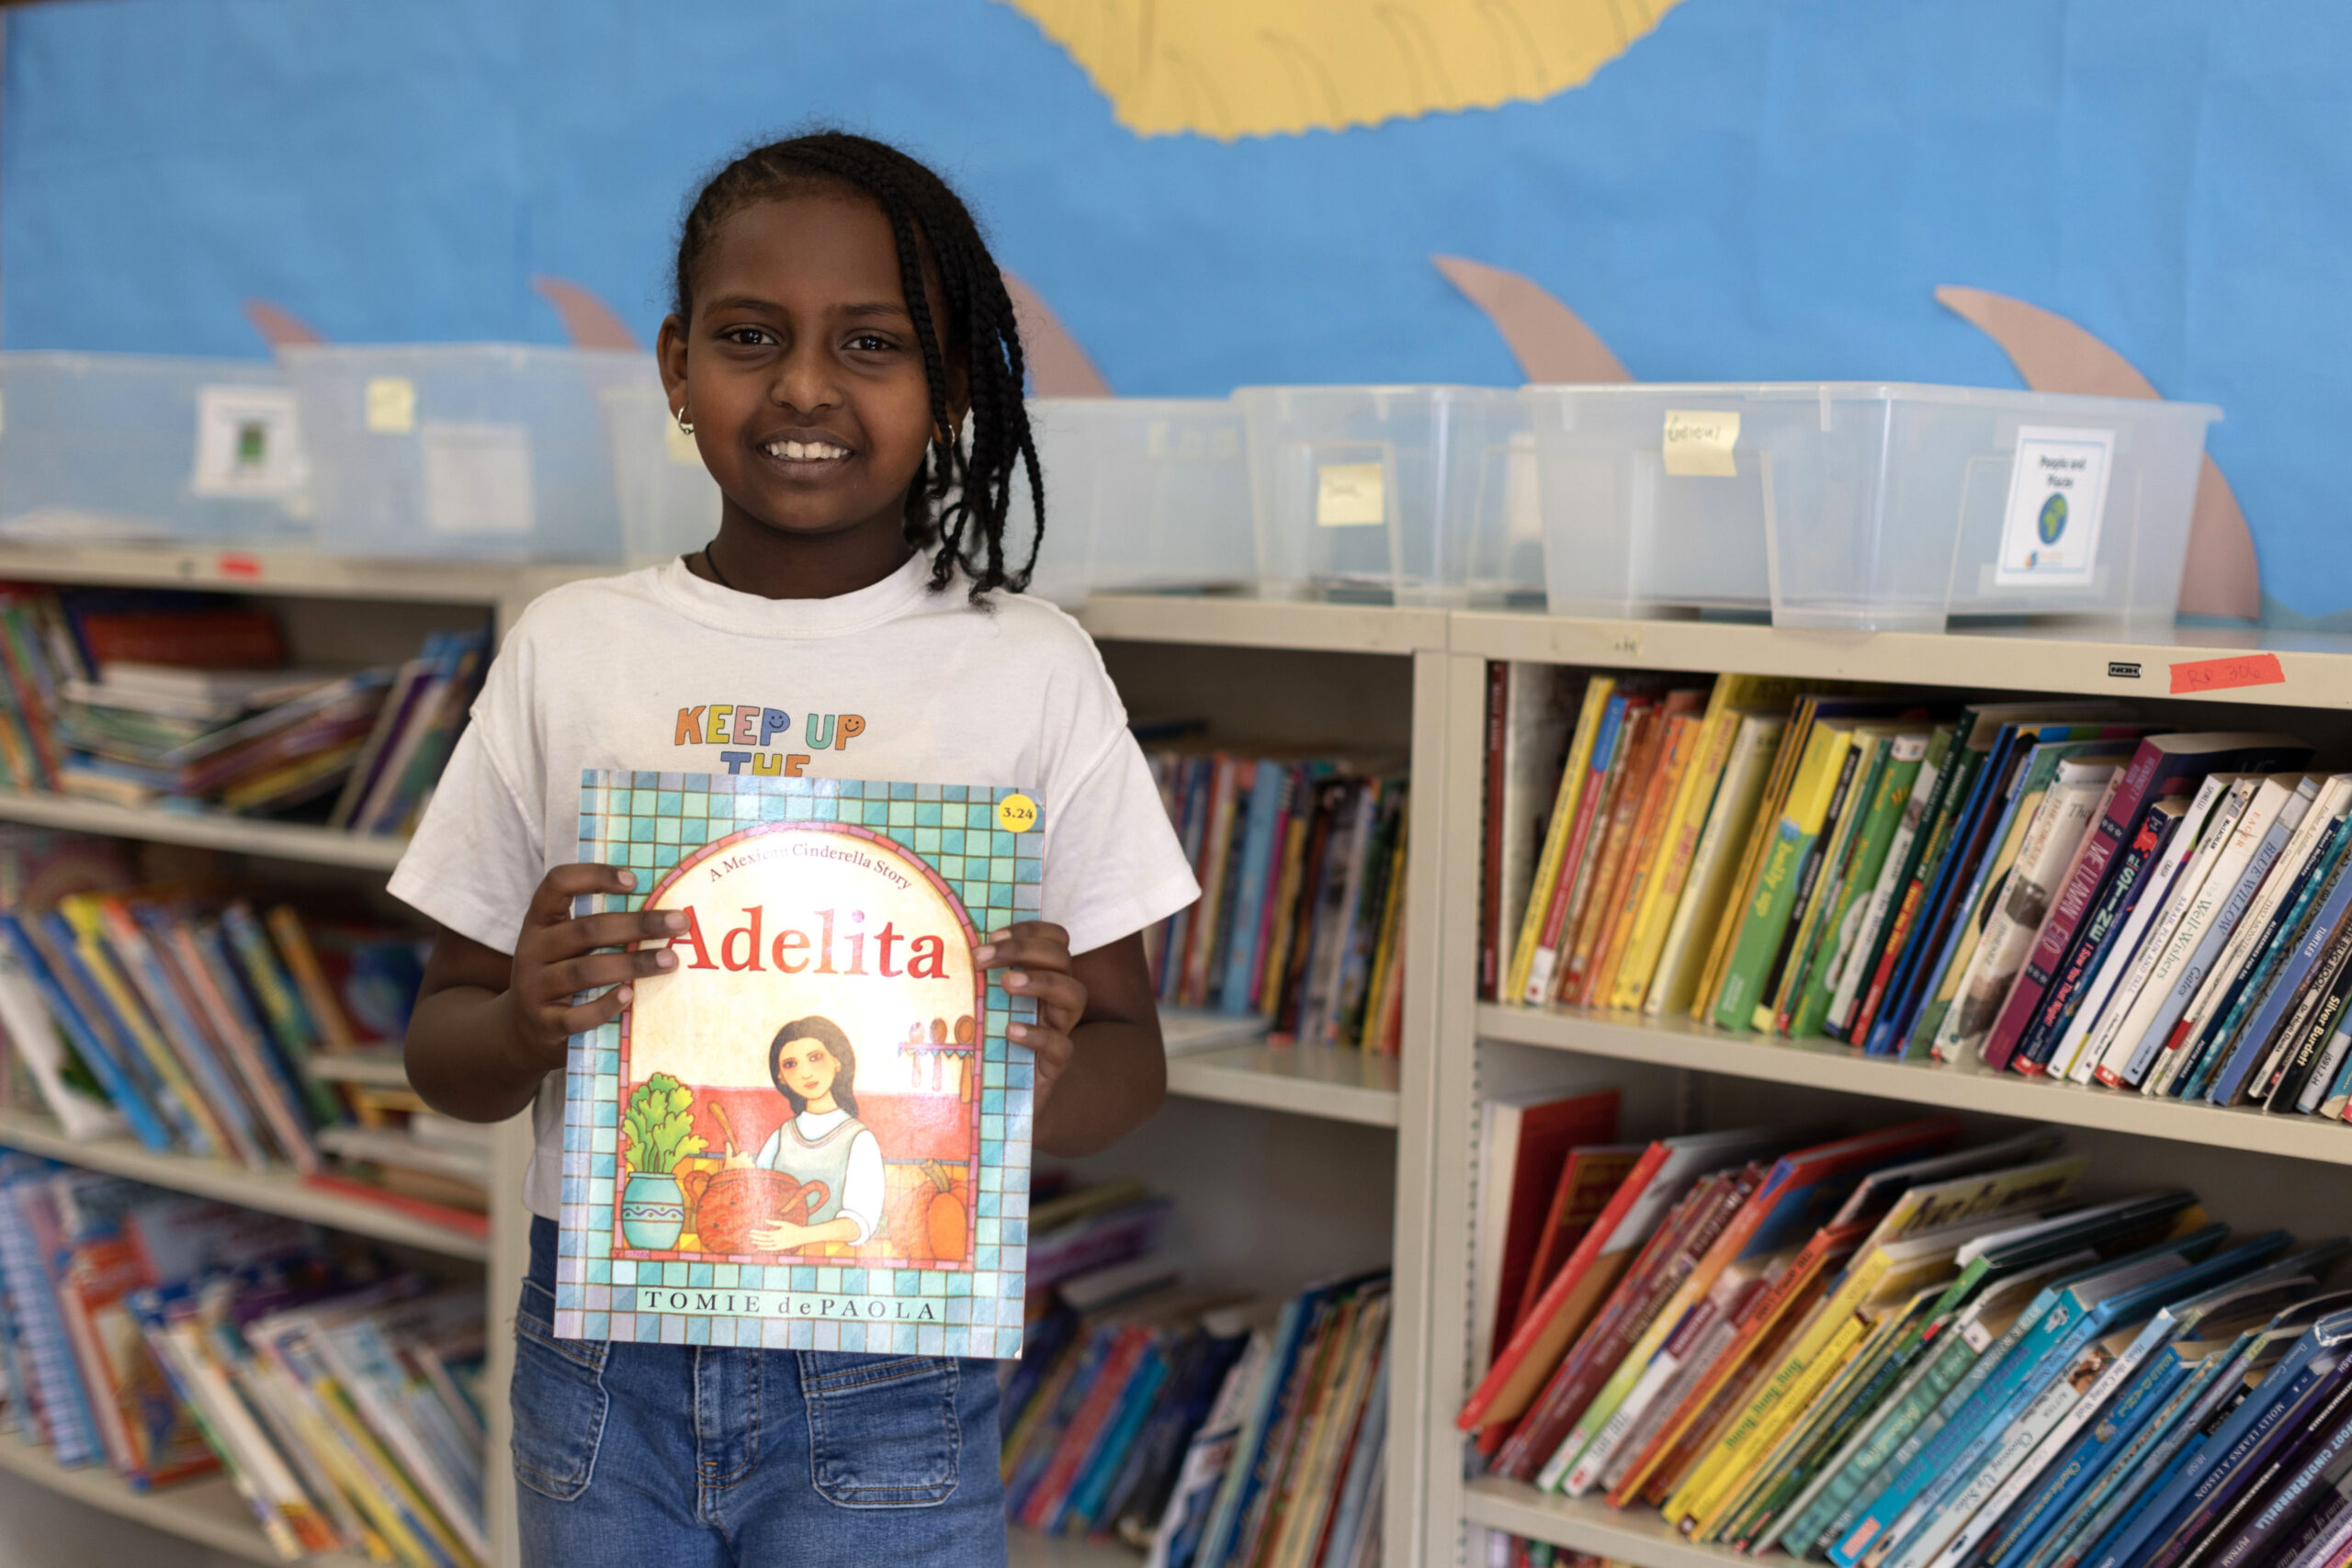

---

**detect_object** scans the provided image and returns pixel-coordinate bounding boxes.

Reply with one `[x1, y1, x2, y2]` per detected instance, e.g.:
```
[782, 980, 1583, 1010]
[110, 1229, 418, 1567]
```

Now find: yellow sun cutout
[1001, 0, 1691, 140]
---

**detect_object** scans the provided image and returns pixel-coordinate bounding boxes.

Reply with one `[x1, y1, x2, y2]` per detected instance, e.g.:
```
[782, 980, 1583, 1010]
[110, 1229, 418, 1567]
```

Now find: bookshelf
[15, 543, 2352, 1568]
[0, 1427, 374, 1567]
[1420, 613, 2352, 1568]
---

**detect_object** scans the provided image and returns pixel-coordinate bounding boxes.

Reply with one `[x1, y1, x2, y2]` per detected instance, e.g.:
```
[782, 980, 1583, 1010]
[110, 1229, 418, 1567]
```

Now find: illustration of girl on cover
[743, 1015, 884, 1253]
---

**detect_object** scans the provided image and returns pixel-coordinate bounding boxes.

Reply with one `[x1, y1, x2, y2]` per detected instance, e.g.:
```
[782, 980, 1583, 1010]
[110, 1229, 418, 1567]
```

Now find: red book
[76, 608, 286, 670]
[1511, 1144, 1645, 1339]
[1476, 1090, 1623, 1369]
[1980, 732, 2312, 1067]
[300, 1171, 492, 1239]
[1455, 1124, 1785, 1444]
[1490, 1170, 1754, 1482]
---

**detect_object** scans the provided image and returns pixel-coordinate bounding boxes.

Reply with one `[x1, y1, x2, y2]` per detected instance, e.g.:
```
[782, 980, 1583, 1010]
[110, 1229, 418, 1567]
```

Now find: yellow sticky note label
[366, 377, 417, 434]
[663, 416, 702, 467]
[1316, 461, 1385, 526]
[1662, 409, 1739, 477]
[996, 793, 1039, 833]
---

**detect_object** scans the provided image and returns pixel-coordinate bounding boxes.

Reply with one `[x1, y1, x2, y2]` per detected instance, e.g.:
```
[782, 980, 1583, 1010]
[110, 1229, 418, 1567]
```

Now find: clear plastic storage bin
[603, 377, 721, 565]
[285, 344, 639, 562]
[1013, 398, 1253, 605]
[1529, 382, 2219, 632]
[0, 353, 311, 544]
[1236, 386, 1537, 604]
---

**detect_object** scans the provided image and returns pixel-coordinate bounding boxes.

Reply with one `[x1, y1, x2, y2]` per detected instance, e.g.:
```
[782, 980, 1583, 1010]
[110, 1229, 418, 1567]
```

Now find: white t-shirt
[752, 1108, 884, 1245]
[387, 553, 1199, 1219]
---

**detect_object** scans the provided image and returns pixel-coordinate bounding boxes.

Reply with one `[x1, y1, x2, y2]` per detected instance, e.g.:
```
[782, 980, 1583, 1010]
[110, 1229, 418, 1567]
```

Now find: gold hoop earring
[675, 405, 695, 435]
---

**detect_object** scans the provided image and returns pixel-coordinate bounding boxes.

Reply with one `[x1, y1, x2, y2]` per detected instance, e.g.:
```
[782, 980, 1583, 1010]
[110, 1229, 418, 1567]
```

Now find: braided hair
[673, 131, 1043, 599]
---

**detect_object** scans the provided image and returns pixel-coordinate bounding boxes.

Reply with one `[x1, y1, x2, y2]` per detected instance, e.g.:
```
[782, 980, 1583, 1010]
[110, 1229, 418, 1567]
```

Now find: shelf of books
[1453, 611, 2352, 711]
[1079, 591, 1449, 655]
[1428, 623, 2352, 1568]
[0, 788, 409, 868]
[0, 1106, 487, 1258]
[1461, 1477, 1745, 1568]
[0, 539, 578, 606]
[1165, 1042, 1402, 1128]
[1475, 1002, 2352, 1167]
[0, 1427, 374, 1567]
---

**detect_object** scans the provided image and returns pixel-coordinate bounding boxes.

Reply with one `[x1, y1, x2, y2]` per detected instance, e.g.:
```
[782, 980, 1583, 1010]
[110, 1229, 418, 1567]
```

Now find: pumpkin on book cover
[615, 816, 984, 1269]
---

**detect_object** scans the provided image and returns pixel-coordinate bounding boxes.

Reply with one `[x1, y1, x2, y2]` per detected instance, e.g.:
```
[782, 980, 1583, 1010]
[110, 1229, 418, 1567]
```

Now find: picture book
[554, 769, 1044, 1357]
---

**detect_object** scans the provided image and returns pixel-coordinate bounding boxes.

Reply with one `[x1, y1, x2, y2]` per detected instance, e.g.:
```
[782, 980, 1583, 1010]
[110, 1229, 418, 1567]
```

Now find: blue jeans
[513, 1217, 1007, 1566]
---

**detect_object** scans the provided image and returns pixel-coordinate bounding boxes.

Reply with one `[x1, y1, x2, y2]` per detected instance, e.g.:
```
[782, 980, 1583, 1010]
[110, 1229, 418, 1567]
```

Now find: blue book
[1220, 762, 1294, 1015]
[2027, 1339, 2248, 1568]
[1896, 750, 2036, 1058]
[1985, 1255, 2345, 1568]
[1869, 1229, 2277, 1568]
[1195, 1290, 1315, 1568]
[97, 901, 265, 1166]
[2180, 809, 2352, 1100]
[1059, 1336, 1174, 1531]
[2123, 777, 2312, 1092]
[0, 912, 171, 1150]
[1866, 722, 2034, 1055]
[2212, 822, 2352, 1106]
[1834, 1225, 2233, 1567]
[2091, 1303, 2352, 1568]
[0, 1171, 105, 1467]
[33, 911, 201, 1151]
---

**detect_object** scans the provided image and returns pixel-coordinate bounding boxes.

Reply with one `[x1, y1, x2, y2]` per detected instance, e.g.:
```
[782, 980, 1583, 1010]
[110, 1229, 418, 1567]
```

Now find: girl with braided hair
[393, 131, 1198, 1563]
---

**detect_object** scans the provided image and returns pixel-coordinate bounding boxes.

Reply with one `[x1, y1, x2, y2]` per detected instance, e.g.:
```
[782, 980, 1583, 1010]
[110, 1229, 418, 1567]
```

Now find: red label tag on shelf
[2168, 652, 2285, 694]
[215, 552, 263, 580]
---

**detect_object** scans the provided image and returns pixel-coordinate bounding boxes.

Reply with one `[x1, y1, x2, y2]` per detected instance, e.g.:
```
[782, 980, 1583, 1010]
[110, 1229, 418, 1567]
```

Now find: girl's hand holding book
[501, 863, 687, 1074]
[977, 921, 1085, 1119]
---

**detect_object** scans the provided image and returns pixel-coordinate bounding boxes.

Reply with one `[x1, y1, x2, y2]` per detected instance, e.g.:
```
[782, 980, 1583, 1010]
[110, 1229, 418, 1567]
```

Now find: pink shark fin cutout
[1001, 271, 1111, 398]
[242, 300, 325, 350]
[1433, 255, 1630, 384]
[1937, 285, 2259, 621]
[532, 276, 644, 353]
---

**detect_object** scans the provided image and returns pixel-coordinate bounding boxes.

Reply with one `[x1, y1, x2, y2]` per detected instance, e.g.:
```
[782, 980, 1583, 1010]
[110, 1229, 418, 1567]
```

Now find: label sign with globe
[1996, 425, 2115, 587]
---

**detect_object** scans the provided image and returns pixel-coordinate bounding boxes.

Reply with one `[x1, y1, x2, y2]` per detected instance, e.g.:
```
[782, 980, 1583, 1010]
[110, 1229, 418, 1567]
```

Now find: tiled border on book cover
[554, 770, 1039, 1359]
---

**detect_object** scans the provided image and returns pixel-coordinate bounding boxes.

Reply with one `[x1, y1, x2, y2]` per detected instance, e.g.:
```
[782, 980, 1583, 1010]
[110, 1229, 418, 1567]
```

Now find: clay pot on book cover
[681, 1167, 831, 1256]
[619, 1171, 687, 1250]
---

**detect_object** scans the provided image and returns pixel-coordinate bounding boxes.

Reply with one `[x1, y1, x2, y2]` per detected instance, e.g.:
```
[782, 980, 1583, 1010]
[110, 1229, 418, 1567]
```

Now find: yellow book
[1257, 810, 1314, 1015]
[1609, 685, 1746, 1009]
[1692, 697, 1819, 1017]
[1586, 712, 1699, 1007]
[1505, 677, 1613, 1000]
[57, 895, 233, 1158]
[1713, 721, 1857, 1030]
[1357, 818, 1409, 1050]
[1687, 1310, 1875, 1540]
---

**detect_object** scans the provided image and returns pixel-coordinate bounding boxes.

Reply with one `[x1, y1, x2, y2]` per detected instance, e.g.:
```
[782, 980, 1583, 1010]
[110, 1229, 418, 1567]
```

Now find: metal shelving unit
[0, 789, 410, 869]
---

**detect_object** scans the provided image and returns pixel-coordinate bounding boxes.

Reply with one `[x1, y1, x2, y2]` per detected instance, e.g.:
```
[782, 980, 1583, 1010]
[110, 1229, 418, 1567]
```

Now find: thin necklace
[699, 538, 735, 592]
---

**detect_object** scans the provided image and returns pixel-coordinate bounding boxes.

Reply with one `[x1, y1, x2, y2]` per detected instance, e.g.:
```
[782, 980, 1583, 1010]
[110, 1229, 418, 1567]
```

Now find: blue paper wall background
[3, 0, 2346, 617]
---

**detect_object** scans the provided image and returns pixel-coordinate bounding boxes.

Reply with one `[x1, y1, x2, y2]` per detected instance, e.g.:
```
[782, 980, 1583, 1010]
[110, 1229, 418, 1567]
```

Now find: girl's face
[775, 1035, 839, 1105]
[660, 191, 950, 547]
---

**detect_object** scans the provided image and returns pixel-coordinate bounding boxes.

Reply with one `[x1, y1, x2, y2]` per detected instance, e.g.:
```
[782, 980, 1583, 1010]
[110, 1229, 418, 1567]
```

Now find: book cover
[1474, 1091, 1623, 1373]
[1645, 711, 1786, 1019]
[2018, 792, 2189, 1077]
[1987, 735, 2317, 1069]
[1826, 726, 1955, 1040]
[2219, 817, 2352, 1106]
[1509, 676, 1613, 1003]
[1715, 723, 1858, 1029]
[553, 770, 1043, 1357]
[1784, 730, 1920, 1037]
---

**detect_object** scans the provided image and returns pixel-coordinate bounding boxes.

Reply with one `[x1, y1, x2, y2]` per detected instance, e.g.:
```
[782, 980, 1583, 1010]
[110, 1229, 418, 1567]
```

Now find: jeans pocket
[800, 1352, 962, 1507]
[511, 1279, 611, 1503]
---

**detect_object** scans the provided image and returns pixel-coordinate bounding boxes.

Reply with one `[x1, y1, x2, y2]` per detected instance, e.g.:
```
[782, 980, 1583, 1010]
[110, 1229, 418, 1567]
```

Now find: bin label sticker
[422, 421, 534, 536]
[190, 385, 308, 498]
[1662, 410, 1740, 477]
[1316, 461, 1385, 526]
[1996, 425, 2113, 586]
[2170, 652, 2286, 694]
[366, 376, 418, 434]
